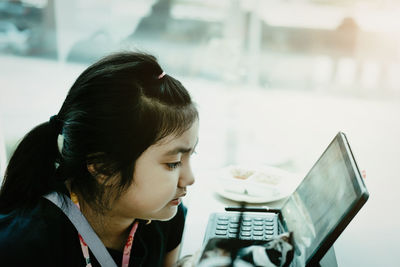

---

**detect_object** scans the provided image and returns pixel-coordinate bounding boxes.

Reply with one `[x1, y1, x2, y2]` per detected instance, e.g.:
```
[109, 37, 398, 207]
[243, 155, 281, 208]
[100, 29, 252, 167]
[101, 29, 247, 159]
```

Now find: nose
[178, 164, 195, 188]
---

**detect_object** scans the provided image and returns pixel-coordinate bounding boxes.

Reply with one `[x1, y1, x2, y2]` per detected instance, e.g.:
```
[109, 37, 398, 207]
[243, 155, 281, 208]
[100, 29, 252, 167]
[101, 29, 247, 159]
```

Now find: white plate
[214, 165, 300, 203]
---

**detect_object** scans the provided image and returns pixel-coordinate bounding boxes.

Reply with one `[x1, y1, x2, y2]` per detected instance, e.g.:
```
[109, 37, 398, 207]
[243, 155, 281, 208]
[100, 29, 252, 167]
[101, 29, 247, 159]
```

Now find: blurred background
[0, 0, 399, 266]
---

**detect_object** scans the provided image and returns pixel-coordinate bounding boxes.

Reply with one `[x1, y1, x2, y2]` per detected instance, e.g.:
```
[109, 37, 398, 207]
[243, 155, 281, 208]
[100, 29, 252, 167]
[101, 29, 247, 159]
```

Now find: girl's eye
[166, 162, 182, 170]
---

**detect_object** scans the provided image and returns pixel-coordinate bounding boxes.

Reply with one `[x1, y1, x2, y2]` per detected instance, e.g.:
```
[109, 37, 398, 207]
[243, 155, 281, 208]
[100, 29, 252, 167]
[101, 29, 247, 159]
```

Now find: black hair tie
[49, 115, 63, 134]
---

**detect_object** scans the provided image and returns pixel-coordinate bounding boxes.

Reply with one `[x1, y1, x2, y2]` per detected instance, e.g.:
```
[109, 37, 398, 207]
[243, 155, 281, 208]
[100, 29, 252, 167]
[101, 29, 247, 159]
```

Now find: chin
[154, 205, 178, 221]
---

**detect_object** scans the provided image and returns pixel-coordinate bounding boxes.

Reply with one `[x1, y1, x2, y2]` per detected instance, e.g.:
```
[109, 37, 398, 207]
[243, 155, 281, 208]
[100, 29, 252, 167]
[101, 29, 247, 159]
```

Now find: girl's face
[112, 120, 199, 221]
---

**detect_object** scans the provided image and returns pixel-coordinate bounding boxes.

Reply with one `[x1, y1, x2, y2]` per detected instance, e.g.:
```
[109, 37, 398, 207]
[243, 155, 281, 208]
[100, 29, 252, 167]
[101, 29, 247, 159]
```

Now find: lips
[172, 193, 186, 201]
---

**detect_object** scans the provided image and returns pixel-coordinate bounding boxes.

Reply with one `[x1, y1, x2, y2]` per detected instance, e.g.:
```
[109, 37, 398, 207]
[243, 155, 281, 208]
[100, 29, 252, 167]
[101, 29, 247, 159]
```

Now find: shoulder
[150, 203, 187, 233]
[130, 204, 188, 266]
[152, 203, 187, 250]
[0, 197, 81, 266]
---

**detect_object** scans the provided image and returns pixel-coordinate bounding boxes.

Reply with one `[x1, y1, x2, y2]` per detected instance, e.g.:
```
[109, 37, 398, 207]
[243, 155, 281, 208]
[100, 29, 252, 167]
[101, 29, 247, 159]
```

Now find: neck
[78, 197, 135, 251]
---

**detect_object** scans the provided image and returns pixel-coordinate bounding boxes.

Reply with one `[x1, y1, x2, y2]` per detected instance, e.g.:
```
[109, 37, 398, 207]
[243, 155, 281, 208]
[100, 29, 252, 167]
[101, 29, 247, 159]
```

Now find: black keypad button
[216, 230, 227, 235]
[229, 228, 239, 234]
[216, 225, 228, 230]
[229, 223, 239, 228]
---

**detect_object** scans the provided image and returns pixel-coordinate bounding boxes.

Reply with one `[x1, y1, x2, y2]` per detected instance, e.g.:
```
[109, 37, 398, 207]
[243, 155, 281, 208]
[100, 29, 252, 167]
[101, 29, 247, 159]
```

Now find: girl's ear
[87, 163, 109, 184]
[87, 163, 97, 176]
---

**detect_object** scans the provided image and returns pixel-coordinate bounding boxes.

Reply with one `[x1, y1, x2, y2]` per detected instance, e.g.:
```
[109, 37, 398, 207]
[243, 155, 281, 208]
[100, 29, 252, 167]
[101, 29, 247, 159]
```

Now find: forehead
[152, 120, 199, 152]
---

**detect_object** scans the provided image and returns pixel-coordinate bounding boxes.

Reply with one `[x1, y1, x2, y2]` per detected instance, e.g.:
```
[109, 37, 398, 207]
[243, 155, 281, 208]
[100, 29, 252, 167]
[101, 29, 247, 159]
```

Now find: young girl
[0, 52, 199, 267]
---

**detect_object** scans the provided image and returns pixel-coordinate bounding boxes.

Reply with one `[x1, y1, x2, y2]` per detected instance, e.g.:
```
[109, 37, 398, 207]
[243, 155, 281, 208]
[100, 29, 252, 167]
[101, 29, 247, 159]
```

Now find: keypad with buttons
[206, 212, 279, 241]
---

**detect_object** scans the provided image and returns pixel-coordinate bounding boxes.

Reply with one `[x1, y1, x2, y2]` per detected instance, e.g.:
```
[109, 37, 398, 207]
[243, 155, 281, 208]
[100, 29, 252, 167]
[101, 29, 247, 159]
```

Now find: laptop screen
[280, 132, 368, 264]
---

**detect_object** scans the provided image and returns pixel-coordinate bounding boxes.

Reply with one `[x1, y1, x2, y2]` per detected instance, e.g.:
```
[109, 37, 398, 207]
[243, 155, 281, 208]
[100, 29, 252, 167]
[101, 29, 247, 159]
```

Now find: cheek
[142, 176, 177, 201]
[125, 171, 178, 207]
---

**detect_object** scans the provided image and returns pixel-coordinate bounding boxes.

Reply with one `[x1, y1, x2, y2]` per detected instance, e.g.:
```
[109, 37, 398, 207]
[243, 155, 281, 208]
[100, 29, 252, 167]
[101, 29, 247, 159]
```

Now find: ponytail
[0, 120, 61, 213]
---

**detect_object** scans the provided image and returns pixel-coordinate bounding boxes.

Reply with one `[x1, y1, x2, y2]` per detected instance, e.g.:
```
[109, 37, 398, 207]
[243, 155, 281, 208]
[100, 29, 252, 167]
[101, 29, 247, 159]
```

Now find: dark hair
[0, 52, 198, 213]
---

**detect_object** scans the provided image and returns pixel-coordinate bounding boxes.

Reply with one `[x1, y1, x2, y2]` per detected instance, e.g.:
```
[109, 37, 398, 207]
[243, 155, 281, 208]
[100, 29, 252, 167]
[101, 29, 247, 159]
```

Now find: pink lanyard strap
[122, 221, 139, 267]
[71, 192, 139, 267]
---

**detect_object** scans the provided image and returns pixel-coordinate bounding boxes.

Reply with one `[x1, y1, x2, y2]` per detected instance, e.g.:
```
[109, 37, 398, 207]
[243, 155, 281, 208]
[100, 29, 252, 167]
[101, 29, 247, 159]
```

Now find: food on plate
[229, 166, 255, 180]
[247, 172, 282, 185]
[216, 165, 298, 203]
[228, 166, 282, 186]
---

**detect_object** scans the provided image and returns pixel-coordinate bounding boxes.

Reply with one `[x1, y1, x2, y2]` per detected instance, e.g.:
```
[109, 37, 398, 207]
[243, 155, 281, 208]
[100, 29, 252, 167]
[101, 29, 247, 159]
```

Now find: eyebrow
[163, 138, 198, 156]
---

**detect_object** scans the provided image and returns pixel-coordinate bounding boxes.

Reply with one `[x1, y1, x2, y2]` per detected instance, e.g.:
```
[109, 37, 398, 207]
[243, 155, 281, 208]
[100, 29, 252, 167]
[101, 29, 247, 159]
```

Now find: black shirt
[0, 197, 187, 267]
